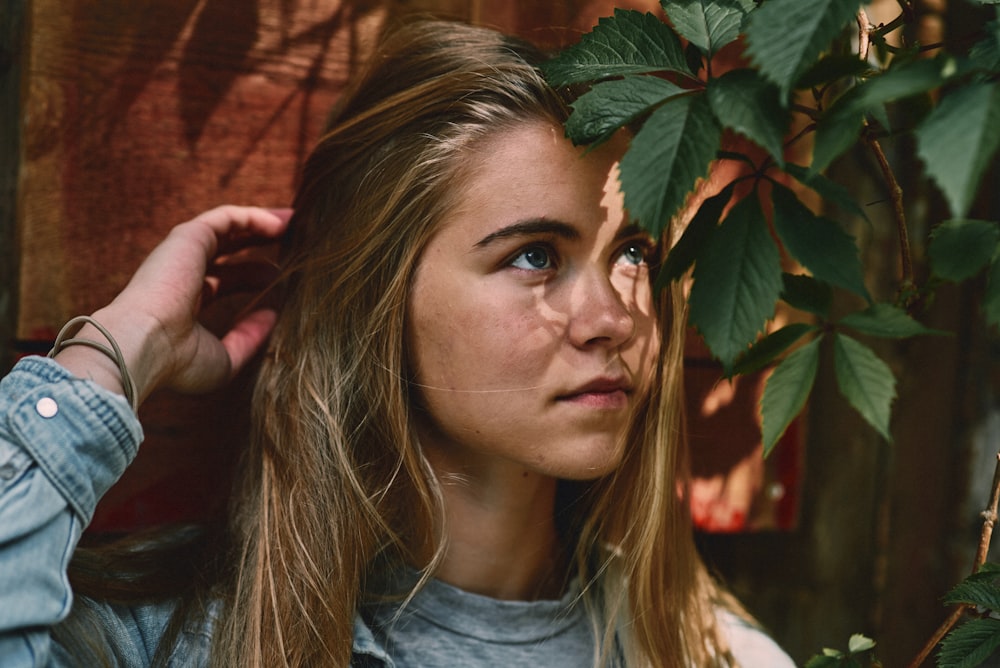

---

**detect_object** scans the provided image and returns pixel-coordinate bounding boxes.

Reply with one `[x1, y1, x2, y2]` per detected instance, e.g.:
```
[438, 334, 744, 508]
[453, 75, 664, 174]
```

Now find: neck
[424, 452, 566, 601]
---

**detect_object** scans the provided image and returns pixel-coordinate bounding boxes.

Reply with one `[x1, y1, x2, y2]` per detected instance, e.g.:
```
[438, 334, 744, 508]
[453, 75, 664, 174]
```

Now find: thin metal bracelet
[48, 315, 139, 413]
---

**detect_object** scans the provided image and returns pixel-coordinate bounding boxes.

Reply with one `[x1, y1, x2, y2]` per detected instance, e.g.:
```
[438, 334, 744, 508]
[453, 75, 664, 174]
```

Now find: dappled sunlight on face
[406, 121, 659, 482]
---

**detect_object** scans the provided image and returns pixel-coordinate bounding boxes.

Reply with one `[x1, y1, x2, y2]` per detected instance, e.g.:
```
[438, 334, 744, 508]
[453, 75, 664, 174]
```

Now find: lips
[556, 376, 633, 409]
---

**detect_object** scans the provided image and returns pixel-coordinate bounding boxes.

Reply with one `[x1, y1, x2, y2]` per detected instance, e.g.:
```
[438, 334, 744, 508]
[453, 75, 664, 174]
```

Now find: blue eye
[617, 242, 649, 266]
[511, 246, 553, 270]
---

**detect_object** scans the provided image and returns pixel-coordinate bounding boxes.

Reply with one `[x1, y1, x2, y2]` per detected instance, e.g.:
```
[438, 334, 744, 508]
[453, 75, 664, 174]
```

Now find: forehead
[447, 121, 626, 232]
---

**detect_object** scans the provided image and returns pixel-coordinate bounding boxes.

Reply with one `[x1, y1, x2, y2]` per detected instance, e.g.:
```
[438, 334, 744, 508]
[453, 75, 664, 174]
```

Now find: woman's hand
[53, 206, 291, 406]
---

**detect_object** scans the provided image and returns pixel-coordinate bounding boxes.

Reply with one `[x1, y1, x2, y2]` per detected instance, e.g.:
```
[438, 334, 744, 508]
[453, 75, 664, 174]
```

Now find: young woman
[0, 19, 794, 667]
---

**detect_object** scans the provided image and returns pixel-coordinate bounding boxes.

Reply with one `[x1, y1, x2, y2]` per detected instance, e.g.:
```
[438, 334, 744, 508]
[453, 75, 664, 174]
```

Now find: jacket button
[36, 397, 59, 418]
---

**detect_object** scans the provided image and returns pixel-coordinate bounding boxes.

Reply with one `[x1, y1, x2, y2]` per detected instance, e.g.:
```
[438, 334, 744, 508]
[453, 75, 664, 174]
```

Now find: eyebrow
[474, 218, 580, 248]
[473, 220, 649, 250]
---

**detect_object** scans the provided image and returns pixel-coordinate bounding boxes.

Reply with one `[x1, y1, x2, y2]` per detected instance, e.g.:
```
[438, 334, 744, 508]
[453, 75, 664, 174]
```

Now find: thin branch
[784, 122, 816, 152]
[872, 12, 913, 41]
[906, 453, 1000, 667]
[857, 9, 873, 62]
[790, 103, 821, 121]
[907, 606, 968, 668]
[974, 453, 1000, 571]
[863, 128, 913, 297]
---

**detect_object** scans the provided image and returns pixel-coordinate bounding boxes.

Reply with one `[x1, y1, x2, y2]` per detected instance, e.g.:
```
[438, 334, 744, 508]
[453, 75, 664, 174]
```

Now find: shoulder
[717, 608, 795, 667]
[54, 596, 216, 667]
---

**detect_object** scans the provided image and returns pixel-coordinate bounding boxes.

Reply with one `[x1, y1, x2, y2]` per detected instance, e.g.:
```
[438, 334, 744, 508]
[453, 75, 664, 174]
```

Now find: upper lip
[557, 376, 633, 398]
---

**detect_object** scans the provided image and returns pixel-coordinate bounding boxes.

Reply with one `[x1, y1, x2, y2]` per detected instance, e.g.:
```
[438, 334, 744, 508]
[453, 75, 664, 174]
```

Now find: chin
[546, 439, 626, 481]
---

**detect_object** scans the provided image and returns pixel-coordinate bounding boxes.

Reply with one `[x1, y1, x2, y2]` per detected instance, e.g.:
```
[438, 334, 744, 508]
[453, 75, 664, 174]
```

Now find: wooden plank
[18, 0, 387, 341]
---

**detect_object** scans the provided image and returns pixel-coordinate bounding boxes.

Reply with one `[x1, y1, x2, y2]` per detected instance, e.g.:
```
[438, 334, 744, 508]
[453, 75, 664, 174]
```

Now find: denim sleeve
[0, 356, 143, 667]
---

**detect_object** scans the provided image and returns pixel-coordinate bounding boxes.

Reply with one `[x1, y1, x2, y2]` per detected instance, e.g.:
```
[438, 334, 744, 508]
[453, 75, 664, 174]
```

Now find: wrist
[50, 308, 169, 409]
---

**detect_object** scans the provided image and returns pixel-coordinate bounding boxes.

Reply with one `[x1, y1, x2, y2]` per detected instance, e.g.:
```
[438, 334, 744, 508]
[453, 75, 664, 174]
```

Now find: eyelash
[506, 238, 657, 272]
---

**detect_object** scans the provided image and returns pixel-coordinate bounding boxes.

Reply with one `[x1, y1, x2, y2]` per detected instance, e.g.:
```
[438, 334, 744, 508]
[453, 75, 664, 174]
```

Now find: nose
[566, 268, 636, 349]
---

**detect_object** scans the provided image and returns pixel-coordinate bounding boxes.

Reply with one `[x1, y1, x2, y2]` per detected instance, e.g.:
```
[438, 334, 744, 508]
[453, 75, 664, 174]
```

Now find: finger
[221, 308, 278, 377]
[192, 205, 291, 242]
[205, 259, 281, 300]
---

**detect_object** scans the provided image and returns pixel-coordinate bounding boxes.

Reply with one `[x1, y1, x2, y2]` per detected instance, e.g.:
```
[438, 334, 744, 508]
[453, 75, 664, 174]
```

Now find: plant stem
[857, 9, 873, 62]
[863, 128, 914, 298]
[906, 453, 1000, 667]
[975, 453, 1000, 571]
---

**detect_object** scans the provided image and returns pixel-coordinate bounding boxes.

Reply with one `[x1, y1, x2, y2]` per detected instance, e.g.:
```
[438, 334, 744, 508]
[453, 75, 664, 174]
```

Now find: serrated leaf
[660, 0, 754, 57]
[812, 57, 950, 173]
[707, 69, 788, 165]
[785, 163, 870, 223]
[943, 570, 1000, 609]
[771, 182, 870, 300]
[744, 0, 859, 100]
[841, 57, 949, 114]
[917, 82, 1000, 219]
[761, 336, 821, 454]
[928, 219, 1000, 282]
[848, 634, 876, 654]
[810, 110, 865, 177]
[969, 19, 1000, 70]
[734, 323, 818, 376]
[541, 9, 688, 86]
[782, 273, 833, 318]
[985, 255, 1000, 330]
[839, 303, 945, 339]
[938, 618, 1000, 668]
[656, 183, 735, 288]
[620, 93, 721, 238]
[689, 193, 784, 370]
[833, 334, 896, 441]
[566, 76, 686, 146]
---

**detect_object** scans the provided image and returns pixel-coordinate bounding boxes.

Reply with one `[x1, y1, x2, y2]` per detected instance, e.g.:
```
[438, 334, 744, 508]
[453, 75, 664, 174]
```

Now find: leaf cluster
[939, 563, 1000, 667]
[805, 633, 880, 668]
[542, 0, 1000, 453]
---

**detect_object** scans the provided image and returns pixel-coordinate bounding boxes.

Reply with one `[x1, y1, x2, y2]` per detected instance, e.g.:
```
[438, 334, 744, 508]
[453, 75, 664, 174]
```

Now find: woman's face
[407, 121, 660, 481]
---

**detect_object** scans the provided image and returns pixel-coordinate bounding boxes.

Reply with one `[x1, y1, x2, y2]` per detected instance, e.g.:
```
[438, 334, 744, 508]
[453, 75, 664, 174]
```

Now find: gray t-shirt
[365, 572, 795, 667]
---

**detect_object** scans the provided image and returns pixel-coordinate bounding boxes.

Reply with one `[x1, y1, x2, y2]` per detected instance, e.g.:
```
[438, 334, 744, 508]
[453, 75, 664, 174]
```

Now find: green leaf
[969, 19, 1000, 70]
[848, 634, 876, 655]
[805, 655, 843, 668]
[689, 193, 784, 370]
[784, 163, 870, 223]
[656, 183, 735, 288]
[541, 9, 688, 86]
[839, 303, 945, 339]
[795, 54, 871, 91]
[707, 69, 788, 166]
[985, 255, 1000, 330]
[812, 57, 950, 173]
[761, 336, 821, 454]
[916, 82, 1000, 219]
[928, 219, 1000, 282]
[943, 569, 1000, 609]
[743, 0, 859, 99]
[938, 618, 1000, 668]
[771, 182, 870, 300]
[734, 323, 818, 376]
[620, 93, 721, 238]
[660, 0, 754, 57]
[833, 334, 896, 441]
[782, 273, 833, 318]
[809, 109, 865, 177]
[565, 76, 686, 146]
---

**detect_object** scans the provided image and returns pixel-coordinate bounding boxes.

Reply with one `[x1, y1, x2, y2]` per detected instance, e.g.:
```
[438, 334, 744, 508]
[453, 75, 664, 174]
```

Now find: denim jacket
[0, 357, 792, 667]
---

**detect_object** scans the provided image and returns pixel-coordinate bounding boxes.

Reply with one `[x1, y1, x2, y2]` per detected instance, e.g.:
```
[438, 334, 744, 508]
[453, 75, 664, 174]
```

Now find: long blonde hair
[215, 18, 735, 667]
